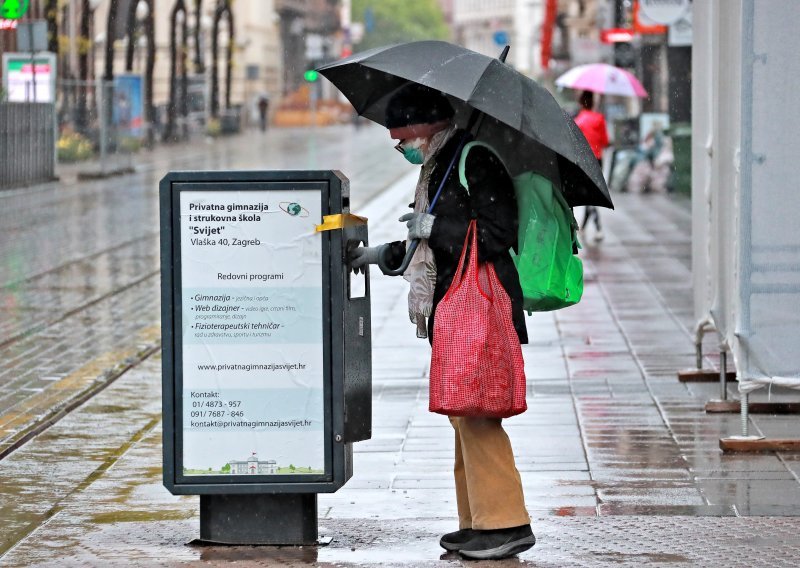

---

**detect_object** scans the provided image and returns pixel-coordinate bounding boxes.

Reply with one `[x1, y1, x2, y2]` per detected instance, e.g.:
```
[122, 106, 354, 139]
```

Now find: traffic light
[1, 0, 31, 20]
[304, 70, 319, 83]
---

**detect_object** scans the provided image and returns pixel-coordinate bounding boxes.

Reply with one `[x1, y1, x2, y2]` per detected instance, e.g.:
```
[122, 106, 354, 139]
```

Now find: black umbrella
[317, 40, 612, 209]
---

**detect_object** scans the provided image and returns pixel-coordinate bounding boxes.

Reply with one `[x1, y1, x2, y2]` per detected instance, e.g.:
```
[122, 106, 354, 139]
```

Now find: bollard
[720, 351, 728, 401]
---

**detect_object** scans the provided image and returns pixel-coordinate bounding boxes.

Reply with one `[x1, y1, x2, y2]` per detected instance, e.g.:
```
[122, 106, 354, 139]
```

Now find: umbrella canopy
[318, 41, 612, 209]
[555, 63, 648, 98]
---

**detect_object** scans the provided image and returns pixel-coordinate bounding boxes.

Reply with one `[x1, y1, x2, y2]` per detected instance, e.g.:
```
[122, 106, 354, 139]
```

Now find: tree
[44, 0, 58, 55]
[351, 0, 448, 52]
[103, 0, 119, 81]
[123, 0, 156, 144]
[164, 0, 189, 142]
[221, 463, 231, 473]
[193, 0, 205, 74]
[209, 0, 233, 118]
[75, 0, 92, 131]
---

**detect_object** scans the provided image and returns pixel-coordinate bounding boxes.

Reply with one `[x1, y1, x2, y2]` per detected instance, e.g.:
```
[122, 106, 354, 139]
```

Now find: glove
[399, 212, 435, 241]
[349, 245, 386, 274]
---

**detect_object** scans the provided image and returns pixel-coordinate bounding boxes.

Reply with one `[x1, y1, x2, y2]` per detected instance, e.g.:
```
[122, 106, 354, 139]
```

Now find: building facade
[229, 453, 278, 475]
[452, 0, 547, 78]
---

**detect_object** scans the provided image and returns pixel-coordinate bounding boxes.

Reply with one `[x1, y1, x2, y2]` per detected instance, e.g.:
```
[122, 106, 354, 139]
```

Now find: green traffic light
[304, 70, 319, 82]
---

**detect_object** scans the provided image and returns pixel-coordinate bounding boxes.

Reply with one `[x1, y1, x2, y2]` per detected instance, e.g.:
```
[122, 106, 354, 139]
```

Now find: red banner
[540, 0, 557, 70]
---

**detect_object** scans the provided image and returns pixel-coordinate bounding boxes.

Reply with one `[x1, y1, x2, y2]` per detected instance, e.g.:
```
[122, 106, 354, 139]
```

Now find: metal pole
[28, 19, 37, 102]
[97, 80, 107, 175]
[720, 350, 728, 401]
[696, 340, 703, 370]
[741, 392, 750, 437]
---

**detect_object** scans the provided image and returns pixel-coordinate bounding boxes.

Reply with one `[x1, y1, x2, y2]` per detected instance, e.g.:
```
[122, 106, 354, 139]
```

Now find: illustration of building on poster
[179, 189, 325, 476]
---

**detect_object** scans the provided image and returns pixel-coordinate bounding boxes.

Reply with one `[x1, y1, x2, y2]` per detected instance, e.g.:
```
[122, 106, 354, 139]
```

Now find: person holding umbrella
[350, 83, 536, 560]
[573, 90, 610, 241]
[319, 40, 613, 560]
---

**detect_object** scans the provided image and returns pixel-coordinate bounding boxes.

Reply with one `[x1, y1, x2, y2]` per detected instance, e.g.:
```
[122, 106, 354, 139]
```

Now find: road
[0, 124, 413, 458]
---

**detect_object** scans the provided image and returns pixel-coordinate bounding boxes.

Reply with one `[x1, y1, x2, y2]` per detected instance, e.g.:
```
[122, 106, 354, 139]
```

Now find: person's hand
[399, 212, 435, 240]
[349, 245, 385, 274]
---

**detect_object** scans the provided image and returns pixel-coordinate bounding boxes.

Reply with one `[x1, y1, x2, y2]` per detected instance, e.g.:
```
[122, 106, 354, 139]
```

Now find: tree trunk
[76, 0, 91, 132]
[210, 1, 232, 118]
[180, 5, 189, 129]
[225, 6, 234, 110]
[144, 0, 156, 145]
[125, 0, 139, 72]
[193, 0, 205, 74]
[210, 4, 220, 117]
[104, 0, 119, 81]
[44, 0, 59, 56]
[164, 0, 188, 142]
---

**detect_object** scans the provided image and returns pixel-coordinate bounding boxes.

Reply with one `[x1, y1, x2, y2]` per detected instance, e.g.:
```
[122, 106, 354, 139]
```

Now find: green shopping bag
[458, 142, 583, 313]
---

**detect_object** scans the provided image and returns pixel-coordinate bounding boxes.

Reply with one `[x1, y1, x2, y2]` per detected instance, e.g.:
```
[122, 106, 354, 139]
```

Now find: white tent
[692, 0, 800, 426]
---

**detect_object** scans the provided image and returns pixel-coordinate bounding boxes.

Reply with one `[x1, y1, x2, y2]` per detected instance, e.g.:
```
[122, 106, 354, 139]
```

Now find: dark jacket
[385, 131, 528, 345]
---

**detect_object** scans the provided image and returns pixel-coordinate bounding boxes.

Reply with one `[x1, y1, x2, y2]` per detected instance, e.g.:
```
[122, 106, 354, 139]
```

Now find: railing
[0, 103, 56, 189]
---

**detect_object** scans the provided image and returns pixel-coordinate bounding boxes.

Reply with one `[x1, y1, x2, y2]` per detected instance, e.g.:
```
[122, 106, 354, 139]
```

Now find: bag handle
[444, 220, 477, 299]
[444, 220, 495, 302]
[457, 141, 504, 195]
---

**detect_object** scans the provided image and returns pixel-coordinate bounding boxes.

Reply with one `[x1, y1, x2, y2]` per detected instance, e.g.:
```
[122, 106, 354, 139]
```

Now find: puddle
[90, 509, 194, 524]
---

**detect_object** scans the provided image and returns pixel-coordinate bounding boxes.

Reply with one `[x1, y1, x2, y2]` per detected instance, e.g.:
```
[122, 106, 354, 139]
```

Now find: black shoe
[458, 524, 535, 560]
[439, 528, 478, 552]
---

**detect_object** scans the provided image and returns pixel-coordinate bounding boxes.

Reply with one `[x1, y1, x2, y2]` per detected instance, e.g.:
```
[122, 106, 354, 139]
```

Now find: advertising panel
[113, 74, 144, 138]
[1, 52, 56, 102]
[178, 188, 325, 478]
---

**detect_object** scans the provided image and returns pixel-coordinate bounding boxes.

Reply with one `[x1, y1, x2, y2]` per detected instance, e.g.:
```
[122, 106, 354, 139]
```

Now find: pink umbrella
[555, 63, 648, 98]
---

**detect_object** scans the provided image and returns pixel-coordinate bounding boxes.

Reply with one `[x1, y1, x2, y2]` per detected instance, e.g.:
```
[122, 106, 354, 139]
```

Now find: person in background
[257, 95, 269, 132]
[573, 90, 609, 241]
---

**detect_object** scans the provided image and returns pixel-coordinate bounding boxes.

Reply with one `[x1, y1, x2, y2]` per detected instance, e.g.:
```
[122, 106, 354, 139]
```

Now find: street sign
[634, 0, 668, 35]
[1, 52, 56, 103]
[493, 30, 509, 47]
[639, 0, 690, 26]
[16, 20, 47, 52]
[669, 10, 692, 47]
[160, 170, 372, 544]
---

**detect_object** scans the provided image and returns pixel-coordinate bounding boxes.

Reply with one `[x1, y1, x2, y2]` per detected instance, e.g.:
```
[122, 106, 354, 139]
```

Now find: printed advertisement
[113, 74, 144, 139]
[180, 189, 324, 476]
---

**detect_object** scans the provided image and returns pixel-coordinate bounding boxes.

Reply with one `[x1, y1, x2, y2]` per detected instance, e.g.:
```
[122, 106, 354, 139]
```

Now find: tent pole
[720, 351, 728, 401]
[741, 393, 750, 437]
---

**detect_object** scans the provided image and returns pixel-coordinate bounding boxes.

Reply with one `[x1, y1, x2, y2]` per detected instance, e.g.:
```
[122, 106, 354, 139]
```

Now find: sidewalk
[1, 167, 800, 565]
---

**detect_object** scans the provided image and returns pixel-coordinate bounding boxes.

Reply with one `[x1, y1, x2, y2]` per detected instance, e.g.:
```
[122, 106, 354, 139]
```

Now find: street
[1, 124, 800, 566]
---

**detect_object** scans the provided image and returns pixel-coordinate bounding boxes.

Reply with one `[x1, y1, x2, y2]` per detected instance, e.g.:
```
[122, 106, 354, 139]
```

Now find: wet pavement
[1, 126, 800, 566]
[0, 125, 413, 457]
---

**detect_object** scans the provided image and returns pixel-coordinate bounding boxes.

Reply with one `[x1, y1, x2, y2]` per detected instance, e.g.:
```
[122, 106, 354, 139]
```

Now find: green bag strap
[457, 140, 502, 194]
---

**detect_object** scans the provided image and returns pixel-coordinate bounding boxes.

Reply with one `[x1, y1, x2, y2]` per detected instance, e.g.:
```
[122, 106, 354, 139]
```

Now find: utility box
[159, 170, 371, 545]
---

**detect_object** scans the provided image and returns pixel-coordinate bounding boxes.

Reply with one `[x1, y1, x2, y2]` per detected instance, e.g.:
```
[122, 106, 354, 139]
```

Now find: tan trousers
[450, 416, 530, 530]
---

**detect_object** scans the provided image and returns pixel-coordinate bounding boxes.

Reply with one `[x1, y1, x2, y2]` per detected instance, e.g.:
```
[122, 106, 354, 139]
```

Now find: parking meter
[159, 170, 371, 545]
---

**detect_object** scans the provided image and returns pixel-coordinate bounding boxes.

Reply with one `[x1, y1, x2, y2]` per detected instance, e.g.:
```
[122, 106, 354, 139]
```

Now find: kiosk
[159, 170, 371, 544]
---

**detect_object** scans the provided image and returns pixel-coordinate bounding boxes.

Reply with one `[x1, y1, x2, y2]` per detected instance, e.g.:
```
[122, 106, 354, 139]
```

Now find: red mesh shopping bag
[429, 220, 527, 418]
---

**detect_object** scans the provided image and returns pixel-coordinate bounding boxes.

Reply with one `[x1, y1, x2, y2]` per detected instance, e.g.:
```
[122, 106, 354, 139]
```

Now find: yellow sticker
[315, 213, 368, 232]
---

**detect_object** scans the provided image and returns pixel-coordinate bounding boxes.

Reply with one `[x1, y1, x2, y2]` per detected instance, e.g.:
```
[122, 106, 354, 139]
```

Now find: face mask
[397, 138, 426, 165]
